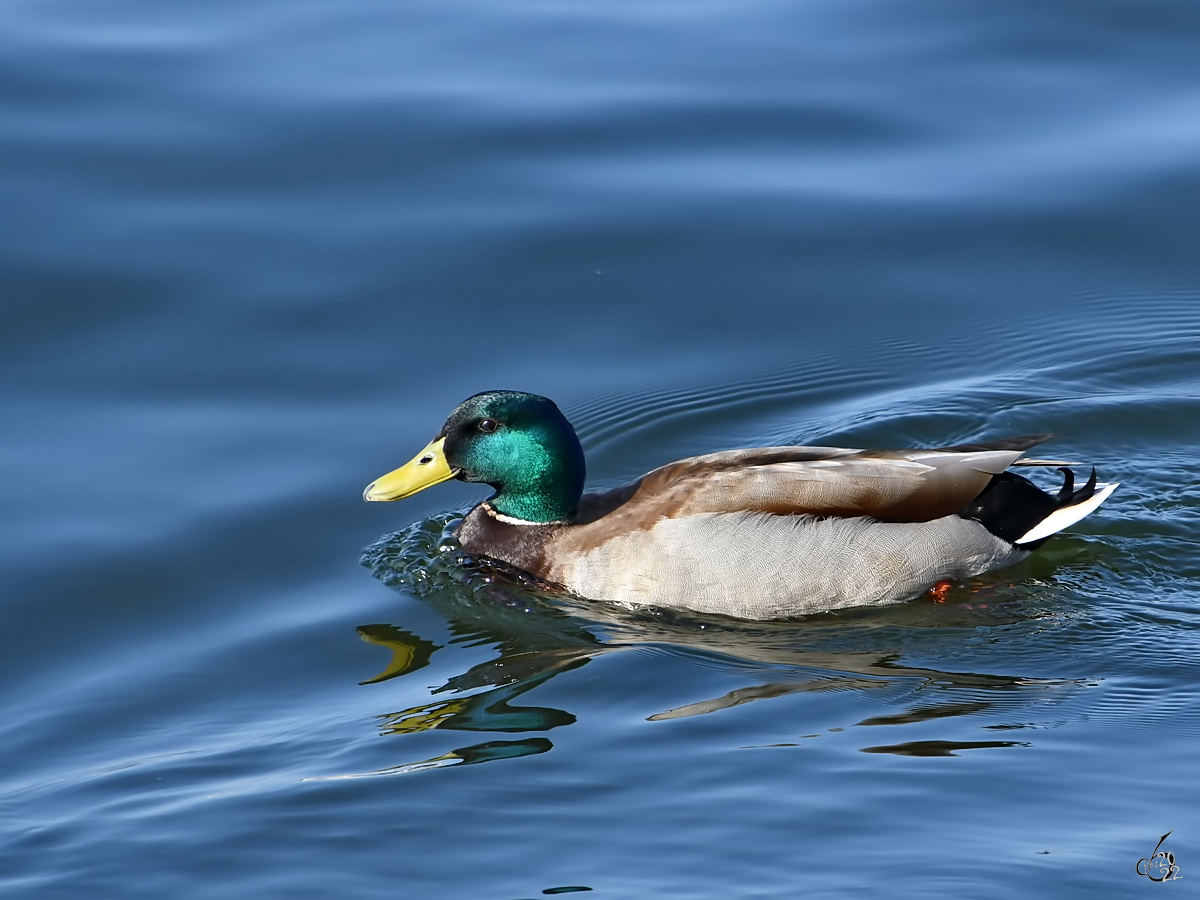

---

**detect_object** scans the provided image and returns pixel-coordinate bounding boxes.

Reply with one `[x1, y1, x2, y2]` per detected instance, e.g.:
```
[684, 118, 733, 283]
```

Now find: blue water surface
[2, 0, 1199, 897]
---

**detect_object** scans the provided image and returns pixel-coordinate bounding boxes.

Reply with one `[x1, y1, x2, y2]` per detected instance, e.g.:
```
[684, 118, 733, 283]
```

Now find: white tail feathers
[1015, 482, 1119, 545]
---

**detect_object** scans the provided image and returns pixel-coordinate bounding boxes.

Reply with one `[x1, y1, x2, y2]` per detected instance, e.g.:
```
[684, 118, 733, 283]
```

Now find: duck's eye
[478, 418, 498, 433]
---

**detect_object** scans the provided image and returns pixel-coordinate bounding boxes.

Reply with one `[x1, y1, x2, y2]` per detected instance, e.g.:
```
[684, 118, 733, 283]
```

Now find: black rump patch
[960, 466, 1099, 547]
[959, 472, 1057, 545]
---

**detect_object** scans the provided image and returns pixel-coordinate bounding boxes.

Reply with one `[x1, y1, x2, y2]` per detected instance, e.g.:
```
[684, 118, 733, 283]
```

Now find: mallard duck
[364, 391, 1117, 619]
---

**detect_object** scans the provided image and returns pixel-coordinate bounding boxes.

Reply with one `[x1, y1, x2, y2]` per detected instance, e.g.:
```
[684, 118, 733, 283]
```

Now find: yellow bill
[363, 437, 456, 501]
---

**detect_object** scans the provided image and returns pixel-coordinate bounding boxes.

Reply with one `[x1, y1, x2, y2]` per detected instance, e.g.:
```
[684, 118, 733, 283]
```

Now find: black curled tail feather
[959, 467, 1095, 548]
[1075, 467, 1097, 503]
[1055, 467, 1075, 504]
[1054, 466, 1097, 505]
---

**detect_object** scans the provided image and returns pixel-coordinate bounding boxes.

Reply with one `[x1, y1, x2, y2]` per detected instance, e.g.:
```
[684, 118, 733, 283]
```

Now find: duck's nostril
[419, 455, 434, 465]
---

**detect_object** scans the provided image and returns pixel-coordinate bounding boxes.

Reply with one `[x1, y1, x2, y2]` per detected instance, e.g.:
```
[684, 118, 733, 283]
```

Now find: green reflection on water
[375, 660, 582, 736]
[356, 624, 441, 684]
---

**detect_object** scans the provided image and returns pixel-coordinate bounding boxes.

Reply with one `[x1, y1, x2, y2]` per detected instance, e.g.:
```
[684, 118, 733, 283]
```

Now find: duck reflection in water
[348, 513, 1092, 774]
[347, 569, 610, 775]
[359, 623, 584, 735]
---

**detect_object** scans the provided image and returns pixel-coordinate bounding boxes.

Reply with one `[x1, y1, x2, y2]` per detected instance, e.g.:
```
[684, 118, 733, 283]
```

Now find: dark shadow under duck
[364, 391, 1117, 619]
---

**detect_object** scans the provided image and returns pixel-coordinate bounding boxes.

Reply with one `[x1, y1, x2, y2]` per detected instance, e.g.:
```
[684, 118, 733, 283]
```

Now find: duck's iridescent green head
[364, 391, 586, 523]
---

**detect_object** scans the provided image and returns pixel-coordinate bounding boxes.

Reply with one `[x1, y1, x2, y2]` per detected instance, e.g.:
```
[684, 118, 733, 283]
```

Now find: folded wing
[575, 435, 1056, 529]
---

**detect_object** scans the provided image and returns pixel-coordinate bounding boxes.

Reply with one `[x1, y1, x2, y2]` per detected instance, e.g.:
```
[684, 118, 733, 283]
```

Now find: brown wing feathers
[571, 436, 1054, 537]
